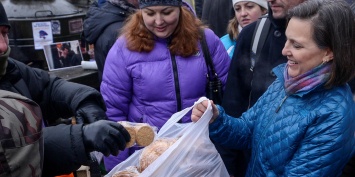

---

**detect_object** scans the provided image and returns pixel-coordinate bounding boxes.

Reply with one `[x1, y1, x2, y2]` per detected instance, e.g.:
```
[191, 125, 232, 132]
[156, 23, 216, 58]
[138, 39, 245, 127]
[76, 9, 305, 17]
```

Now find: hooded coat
[83, 0, 136, 83]
[101, 28, 231, 170]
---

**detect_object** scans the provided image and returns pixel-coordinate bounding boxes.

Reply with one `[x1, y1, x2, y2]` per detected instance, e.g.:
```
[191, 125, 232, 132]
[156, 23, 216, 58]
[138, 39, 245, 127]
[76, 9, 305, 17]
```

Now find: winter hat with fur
[232, 0, 268, 10]
[139, 0, 182, 8]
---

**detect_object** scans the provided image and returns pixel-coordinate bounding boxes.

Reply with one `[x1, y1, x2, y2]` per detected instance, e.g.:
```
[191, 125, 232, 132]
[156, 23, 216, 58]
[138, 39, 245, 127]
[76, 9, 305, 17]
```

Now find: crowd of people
[0, 0, 355, 176]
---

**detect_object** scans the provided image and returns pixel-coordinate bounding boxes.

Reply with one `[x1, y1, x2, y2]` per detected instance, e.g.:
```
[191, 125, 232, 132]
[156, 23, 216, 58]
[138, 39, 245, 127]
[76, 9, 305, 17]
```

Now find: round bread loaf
[118, 121, 136, 148]
[134, 124, 155, 147]
[139, 138, 178, 172]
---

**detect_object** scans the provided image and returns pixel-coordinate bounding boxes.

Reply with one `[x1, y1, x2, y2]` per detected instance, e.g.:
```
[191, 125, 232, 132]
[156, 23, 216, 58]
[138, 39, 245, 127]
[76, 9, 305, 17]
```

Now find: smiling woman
[100, 0, 231, 172]
[190, 0, 355, 176]
[141, 6, 180, 39]
[282, 18, 333, 78]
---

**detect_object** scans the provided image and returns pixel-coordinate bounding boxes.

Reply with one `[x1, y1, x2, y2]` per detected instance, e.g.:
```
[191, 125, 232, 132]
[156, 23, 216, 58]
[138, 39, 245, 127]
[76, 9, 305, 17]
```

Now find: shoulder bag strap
[250, 16, 271, 71]
[199, 29, 217, 80]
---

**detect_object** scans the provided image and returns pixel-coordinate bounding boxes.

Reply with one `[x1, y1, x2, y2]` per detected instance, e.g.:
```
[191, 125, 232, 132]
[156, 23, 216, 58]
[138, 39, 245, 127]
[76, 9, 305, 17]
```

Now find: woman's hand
[191, 100, 219, 123]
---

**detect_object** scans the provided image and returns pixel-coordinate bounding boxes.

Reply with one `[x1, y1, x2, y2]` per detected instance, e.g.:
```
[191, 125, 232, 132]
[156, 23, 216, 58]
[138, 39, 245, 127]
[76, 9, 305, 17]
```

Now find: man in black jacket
[83, 0, 138, 84]
[0, 3, 130, 176]
[220, 0, 306, 176]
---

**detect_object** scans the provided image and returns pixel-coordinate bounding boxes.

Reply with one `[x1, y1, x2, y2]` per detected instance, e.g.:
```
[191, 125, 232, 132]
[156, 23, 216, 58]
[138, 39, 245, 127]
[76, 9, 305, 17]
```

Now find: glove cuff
[71, 124, 91, 164]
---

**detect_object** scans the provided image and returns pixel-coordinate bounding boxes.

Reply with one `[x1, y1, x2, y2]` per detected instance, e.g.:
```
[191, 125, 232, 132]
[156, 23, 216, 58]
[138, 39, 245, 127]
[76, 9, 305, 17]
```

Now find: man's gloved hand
[76, 101, 107, 124]
[82, 120, 130, 156]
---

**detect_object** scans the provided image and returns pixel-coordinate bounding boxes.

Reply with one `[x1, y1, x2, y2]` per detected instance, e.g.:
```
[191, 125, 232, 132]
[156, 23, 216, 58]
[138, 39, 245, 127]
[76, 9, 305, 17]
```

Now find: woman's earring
[322, 59, 328, 64]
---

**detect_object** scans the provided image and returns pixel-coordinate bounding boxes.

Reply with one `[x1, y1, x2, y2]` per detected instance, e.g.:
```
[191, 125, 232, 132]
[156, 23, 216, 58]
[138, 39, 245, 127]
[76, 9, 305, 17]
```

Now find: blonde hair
[226, 17, 239, 41]
[226, 4, 267, 41]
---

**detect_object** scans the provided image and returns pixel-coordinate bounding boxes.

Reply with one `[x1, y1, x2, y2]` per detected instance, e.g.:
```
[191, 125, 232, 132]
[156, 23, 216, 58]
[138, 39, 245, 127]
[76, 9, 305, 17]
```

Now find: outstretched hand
[191, 100, 219, 123]
[82, 120, 130, 157]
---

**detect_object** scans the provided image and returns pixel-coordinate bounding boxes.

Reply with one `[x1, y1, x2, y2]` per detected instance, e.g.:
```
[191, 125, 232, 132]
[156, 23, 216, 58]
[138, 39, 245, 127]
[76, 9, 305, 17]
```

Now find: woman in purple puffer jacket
[100, 0, 230, 171]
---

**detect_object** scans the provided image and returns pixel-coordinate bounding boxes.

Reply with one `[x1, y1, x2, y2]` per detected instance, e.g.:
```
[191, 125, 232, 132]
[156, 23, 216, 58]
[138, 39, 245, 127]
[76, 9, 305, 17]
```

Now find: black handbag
[200, 30, 224, 105]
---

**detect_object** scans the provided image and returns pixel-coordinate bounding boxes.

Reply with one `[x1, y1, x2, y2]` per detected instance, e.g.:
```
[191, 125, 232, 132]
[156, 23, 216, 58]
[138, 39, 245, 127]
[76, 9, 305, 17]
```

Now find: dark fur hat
[139, 0, 182, 8]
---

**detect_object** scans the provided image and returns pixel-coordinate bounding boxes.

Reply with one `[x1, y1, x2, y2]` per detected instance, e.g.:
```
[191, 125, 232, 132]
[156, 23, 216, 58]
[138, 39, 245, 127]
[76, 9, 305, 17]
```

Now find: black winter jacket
[83, 1, 135, 83]
[201, 0, 234, 37]
[219, 10, 287, 177]
[0, 58, 106, 176]
[222, 12, 287, 118]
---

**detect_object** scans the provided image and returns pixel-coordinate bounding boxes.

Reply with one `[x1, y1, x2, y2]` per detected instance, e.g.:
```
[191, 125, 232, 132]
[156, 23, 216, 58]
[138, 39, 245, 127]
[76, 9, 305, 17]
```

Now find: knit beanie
[0, 3, 10, 29]
[232, 0, 268, 10]
[139, 0, 182, 8]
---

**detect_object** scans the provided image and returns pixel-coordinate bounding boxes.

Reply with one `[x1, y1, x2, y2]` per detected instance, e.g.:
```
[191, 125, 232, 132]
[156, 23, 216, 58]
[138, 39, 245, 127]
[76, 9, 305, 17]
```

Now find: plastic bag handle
[158, 97, 209, 137]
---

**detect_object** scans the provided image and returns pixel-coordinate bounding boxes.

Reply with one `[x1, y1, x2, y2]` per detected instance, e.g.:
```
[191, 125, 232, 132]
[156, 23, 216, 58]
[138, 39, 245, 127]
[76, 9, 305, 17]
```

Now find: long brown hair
[120, 6, 206, 57]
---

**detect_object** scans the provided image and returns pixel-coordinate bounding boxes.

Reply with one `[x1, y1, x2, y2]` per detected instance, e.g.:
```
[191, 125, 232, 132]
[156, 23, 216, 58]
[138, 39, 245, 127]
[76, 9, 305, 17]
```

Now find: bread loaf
[118, 121, 155, 148]
[139, 138, 178, 172]
[118, 121, 136, 148]
[134, 124, 155, 146]
[112, 166, 139, 177]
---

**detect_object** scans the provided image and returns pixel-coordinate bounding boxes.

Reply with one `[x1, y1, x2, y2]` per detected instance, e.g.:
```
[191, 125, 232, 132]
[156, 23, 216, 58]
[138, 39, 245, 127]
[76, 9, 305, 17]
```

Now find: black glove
[76, 101, 107, 124]
[82, 120, 130, 156]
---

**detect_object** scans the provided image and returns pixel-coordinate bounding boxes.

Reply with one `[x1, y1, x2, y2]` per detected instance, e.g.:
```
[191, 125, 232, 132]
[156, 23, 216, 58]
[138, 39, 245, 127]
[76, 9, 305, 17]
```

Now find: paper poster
[32, 21, 53, 50]
[51, 20, 61, 35]
[68, 18, 83, 34]
[43, 40, 83, 71]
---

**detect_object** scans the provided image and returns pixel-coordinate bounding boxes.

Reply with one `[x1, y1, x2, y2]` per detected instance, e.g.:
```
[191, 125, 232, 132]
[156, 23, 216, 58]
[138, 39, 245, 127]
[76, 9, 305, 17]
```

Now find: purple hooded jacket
[101, 28, 230, 171]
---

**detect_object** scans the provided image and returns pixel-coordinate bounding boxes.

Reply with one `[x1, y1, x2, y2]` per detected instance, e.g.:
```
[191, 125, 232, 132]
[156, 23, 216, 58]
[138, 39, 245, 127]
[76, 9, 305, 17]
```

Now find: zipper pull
[250, 57, 255, 71]
[275, 95, 288, 113]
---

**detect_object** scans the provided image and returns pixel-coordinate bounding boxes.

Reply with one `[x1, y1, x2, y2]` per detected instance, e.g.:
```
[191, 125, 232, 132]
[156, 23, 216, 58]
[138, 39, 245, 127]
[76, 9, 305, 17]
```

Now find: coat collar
[272, 64, 327, 97]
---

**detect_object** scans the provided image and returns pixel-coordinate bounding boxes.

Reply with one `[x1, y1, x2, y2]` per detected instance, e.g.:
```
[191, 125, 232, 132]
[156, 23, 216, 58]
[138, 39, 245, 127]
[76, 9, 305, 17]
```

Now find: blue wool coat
[211, 64, 355, 176]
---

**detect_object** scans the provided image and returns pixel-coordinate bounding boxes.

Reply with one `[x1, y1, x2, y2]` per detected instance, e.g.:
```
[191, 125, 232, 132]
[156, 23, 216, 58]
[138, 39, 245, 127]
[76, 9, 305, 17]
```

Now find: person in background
[220, 0, 268, 59]
[0, 90, 43, 177]
[192, 1, 355, 176]
[183, 0, 194, 8]
[201, 0, 234, 37]
[341, 3, 355, 177]
[100, 0, 230, 172]
[0, 3, 130, 176]
[83, 0, 139, 84]
[194, 0, 204, 18]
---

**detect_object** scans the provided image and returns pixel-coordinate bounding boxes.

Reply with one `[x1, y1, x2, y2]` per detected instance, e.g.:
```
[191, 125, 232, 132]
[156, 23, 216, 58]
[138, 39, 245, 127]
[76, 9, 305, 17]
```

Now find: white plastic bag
[106, 97, 229, 177]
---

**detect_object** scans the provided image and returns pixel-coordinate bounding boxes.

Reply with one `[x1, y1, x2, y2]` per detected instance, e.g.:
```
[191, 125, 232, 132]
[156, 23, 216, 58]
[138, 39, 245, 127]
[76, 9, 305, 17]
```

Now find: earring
[322, 59, 328, 64]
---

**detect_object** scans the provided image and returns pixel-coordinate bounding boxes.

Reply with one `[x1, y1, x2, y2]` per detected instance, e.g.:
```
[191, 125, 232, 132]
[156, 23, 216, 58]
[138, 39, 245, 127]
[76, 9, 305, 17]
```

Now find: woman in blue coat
[192, 0, 355, 176]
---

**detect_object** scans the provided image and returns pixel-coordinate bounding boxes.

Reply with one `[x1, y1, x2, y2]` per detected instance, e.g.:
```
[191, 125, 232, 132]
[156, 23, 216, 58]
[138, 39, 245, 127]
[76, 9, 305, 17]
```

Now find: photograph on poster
[43, 40, 83, 71]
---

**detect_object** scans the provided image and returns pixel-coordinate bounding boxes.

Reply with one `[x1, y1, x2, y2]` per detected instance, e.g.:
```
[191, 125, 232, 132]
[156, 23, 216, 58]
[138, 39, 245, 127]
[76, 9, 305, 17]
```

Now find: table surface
[48, 66, 99, 89]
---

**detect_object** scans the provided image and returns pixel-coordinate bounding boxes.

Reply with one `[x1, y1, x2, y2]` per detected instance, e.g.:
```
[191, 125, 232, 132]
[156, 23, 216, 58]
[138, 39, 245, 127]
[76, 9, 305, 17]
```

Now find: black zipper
[170, 53, 182, 112]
